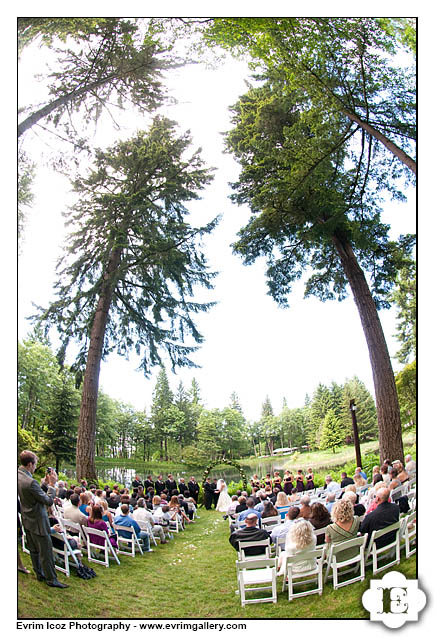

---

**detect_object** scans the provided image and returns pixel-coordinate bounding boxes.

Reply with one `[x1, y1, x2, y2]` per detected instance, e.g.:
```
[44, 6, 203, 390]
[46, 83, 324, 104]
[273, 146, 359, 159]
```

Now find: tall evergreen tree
[320, 409, 346, 454]
[35, 118, 217, 480]
[223, 81, 413, 464]
[389, 261, 416, 364]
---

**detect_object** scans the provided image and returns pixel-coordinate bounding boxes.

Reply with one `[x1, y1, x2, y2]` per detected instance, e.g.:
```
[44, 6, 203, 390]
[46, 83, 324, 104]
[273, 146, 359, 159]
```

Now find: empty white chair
[82, 526, 120, 567]
[281, 547, 325, 601]
[236, 557, 278, 606]
[365, 521, 401, 574]
[324, 534, 368, 589]
[113, 524, 144, 557]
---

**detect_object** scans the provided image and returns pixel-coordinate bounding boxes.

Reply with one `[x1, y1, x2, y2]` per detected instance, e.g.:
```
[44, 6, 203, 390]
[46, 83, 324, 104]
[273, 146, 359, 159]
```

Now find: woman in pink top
[87, 505, 118, 548]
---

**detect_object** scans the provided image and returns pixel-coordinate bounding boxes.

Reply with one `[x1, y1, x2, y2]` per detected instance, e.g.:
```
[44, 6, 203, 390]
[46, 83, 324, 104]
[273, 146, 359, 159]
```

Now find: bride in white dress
[215, 479, 232, 512]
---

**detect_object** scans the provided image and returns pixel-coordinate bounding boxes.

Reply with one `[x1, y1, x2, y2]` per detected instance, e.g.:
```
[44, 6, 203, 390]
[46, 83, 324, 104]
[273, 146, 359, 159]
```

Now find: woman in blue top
[79, 492, 92, 516]
[275, 491, 291, 520]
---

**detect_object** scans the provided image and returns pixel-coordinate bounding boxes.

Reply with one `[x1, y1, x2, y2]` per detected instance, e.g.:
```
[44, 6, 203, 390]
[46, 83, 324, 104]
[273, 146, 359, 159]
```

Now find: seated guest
[235, 496, 247, 514]
[229, 512, 271, 556]
[365, 481, 392, 515]
[297, 495, 312, 520]
[353, 473, 367, 489]
[106, 491, 121, 509]
[114, 504, 152, 552]
[254, 492, 268, 513]
[275, 491, 291, 520]
[404, 454, 416, 474]
[359, 487, 400, 548]
[64, 493, 88, 526]
[79, 491, 92, 516]
[380, 464, 390, 484]
[325, 492, 336, 513]
[340, 472, 355, 488]
[99, 499, 115, 532]
[132, 498, 167, 544]
[94, 489, 104, 505]
[87, 505, 118, 549]
[177, 493, 191, 519]
[56, 481, 68, 500]
[288, 487, 300, 503]
[237, 498, 262, 525]
[270, 507, 300, 548]
[160, 492, 169, 506]
[261, 501, 279, 519]
[48, 513, 87, 564]
[325, 499, 361, 561]
[372, 466, 381, 481]
[169, 495, 192, 527]
[308, 503, 331, 544]
[115, 494, 133, 516]
[393, 461, 409, 484]
[227, 495, 239, 518]
[355, 467, 367, 481]
[277, 519, 316, 576]
[342, 491, 366, 516]
[250, 487, 260, 506]
[324, 475, 341, 493]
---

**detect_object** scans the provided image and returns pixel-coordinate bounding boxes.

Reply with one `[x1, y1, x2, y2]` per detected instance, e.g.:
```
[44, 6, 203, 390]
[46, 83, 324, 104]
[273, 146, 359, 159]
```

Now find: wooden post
[350, 399, 362, 469]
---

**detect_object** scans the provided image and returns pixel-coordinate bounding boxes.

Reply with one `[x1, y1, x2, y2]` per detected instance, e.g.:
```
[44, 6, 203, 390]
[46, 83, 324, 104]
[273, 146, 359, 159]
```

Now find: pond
[61, 456, 306, 487]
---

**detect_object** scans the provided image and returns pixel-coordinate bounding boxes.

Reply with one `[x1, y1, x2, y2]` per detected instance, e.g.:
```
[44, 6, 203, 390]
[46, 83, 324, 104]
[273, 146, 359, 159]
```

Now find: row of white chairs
[235, 512, 416, 606]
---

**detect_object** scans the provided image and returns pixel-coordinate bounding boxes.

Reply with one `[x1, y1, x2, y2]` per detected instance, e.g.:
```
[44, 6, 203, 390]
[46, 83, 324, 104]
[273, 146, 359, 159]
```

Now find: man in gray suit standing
[17, 450, 68, 588]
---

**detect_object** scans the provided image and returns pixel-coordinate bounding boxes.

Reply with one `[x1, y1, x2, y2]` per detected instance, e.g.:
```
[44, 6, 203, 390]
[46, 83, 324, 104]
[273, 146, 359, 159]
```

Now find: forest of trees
[18, 18, 415, 478]
[18, 328, 414, 471]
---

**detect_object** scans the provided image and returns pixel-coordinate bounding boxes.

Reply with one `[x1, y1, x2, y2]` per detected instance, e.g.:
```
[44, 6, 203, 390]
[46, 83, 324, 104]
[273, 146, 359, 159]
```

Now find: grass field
[18, 509, 416, 620]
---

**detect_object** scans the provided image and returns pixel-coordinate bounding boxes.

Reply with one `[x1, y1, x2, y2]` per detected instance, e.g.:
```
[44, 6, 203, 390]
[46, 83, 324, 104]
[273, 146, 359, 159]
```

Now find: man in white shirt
[404, 455, 416, 473]
[324, 475, 341, 493]
[132, 498, 167, 543]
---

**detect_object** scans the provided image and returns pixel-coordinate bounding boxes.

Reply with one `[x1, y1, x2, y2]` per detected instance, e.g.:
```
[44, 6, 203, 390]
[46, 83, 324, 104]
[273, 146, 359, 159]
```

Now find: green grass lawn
[18, 509, 416, 620]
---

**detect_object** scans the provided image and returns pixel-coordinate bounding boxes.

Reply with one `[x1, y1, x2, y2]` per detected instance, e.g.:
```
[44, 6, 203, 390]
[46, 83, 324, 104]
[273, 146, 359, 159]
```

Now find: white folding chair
[238, 539, 271, 561]
[400, 512, 416, 558]
[82, 526, 120, 567]
[261, 516, 281, 531]
[59, 518, 87, 548]
[281, 547, 326, 601]
[140, 520, 158, 546]
[51, 531, 82, 577]
[324, 534, 368, 589]
[18, 513, 30, 555]
[365, 521, 401, 574]
[113, 524, 144, 557]
[236, 557, 278, 607]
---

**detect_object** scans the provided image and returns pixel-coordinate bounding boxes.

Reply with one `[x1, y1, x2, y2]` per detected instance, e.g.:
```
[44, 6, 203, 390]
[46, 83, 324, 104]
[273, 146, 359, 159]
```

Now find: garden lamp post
[349, 399, 362, 468]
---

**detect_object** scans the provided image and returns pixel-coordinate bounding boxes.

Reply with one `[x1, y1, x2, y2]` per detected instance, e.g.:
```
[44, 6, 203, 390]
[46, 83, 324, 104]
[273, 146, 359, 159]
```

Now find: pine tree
[319, 409, 346, 454]
[42, 371, 80, 472]
[35, 118, 217, 480]
[341, 377, 378, 442]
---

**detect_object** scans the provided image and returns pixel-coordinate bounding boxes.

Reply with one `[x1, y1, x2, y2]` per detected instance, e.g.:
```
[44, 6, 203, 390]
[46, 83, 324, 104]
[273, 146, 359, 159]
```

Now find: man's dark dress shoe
[36, 574, 46, 581]
[47, 580, 69, 588]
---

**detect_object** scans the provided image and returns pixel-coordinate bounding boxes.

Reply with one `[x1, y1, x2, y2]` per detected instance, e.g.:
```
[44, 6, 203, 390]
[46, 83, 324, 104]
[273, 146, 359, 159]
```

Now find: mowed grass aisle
[18, 509, 416, 619]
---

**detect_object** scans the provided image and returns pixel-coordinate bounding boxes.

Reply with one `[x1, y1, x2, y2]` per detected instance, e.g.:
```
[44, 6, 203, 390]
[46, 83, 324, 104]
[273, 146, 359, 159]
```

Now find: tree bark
[331, 235, 404, 464]
[75, 246, 122, 481]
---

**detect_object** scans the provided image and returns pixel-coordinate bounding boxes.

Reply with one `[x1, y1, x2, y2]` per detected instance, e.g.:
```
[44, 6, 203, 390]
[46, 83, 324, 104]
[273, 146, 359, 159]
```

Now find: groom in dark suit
[17, 450, 68, 588]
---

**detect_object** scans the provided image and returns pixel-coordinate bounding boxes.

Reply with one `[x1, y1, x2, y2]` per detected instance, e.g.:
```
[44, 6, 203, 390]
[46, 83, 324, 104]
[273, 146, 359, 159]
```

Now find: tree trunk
[332, 235, 404, 463]
[343, 110, 416, 175]
[75, 246, 122, 481]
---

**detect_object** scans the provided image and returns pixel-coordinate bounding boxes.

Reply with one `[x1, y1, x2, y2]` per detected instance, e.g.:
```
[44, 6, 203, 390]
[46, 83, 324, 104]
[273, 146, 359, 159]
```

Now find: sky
[17, 26, 417, 423]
